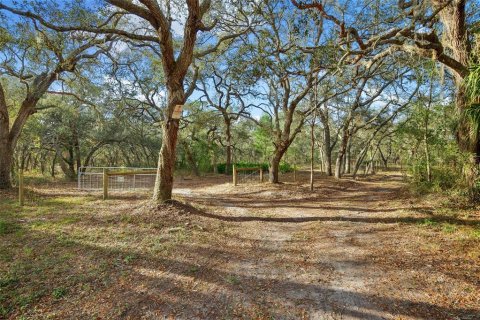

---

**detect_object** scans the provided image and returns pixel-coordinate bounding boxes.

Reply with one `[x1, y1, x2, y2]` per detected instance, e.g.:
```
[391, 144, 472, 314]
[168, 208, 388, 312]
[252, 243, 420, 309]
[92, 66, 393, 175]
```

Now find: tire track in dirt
[172, 174, 478, 319]
[175, 184, 393, 319]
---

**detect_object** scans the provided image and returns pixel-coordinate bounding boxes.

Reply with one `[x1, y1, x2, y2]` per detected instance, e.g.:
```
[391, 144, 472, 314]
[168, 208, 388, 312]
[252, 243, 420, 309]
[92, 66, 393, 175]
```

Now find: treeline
[0, 0, 479, 201]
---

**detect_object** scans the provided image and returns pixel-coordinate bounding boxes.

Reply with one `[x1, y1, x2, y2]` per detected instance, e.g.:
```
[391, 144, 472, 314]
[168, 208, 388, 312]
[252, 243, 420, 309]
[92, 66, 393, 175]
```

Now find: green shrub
[279, 162, 293, 173]
[217, 162, 268, 174]
[0, 220, 19, 236]
[408, 161, 461, 194]
[216, 162, 293, 174]
[52, 287, 67, 299]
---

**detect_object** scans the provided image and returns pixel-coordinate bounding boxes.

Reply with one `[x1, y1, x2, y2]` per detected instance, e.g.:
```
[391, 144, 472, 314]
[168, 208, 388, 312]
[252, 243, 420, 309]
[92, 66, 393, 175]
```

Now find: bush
[216, 162, 293, 174]
[279, 162, 293, 173]
[408, 162, 461, 194]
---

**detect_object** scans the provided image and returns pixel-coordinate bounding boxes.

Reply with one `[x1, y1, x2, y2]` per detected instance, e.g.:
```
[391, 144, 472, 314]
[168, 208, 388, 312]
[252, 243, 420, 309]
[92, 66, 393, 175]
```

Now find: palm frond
[464, 104, 480, 140]
[465, 64, 480, 104]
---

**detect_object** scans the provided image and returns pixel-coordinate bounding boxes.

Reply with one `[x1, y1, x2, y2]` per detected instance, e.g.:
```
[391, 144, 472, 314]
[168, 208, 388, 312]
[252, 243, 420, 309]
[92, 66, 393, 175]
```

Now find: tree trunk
[55, 145, 76, 181]
[212, 148, 218, 174]
[51, 153, 56, 178]
[269, 151, 282, 183]
[0, 142, 13, 189]
[0, 74, 55, 188]
[72, 125, 81, 173]
[318, 107, 333, 176]
[225, 118, 233, 175]
[153, 85, 183, 203]
[378, 147, 388, 169]
[424, 83, 433, 183]
[0, 81, 10, 188]
[353, 144, 370, 179]
[310, 115, 315, 191]
[183, 141, 199, 177]
[345, 139, 351, 174]
[323, 128, 333, 176]
[335, 127, 349, 179]
[437, 1, 480, 190]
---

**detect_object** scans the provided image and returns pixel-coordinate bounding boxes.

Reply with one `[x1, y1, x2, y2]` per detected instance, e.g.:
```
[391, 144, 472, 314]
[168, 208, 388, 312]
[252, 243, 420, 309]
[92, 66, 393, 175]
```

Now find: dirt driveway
[168, 171, 479, 319]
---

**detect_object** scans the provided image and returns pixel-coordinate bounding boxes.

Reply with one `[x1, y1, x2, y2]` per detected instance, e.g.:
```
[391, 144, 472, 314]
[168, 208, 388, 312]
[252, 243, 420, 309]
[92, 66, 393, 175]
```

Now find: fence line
[78, 167, 157, 192]
[233, 165, 264, 186]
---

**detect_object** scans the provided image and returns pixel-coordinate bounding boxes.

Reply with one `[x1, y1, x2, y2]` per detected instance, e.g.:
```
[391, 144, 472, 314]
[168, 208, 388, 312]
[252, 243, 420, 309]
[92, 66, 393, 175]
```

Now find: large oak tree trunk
[0, 73, 56, 188]
[269, 145, 288, 183]
[153, 85, 184, 203]
[437, 1, 478, 156]
[0, 141, 13, 189]
[269, 152, 282, 183]
[0, 101, 37, 188]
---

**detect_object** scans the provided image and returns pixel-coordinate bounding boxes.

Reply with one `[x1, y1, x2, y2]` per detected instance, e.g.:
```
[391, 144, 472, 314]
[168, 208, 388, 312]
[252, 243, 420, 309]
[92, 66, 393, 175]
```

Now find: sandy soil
[166, 172, 479, 319]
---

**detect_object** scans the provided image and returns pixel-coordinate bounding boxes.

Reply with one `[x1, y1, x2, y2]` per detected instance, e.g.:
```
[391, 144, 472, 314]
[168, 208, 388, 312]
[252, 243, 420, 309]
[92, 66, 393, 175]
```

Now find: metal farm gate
[78, 167, 157, 191]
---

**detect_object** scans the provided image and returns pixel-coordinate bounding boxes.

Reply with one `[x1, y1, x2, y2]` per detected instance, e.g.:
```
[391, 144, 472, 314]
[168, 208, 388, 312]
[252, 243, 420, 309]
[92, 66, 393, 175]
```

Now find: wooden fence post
[103, 169, 108, 200]
[233, 165, 237, 186]
[18, 170, 24, 206]
[259, 168, 263, 183]
[293, 164, 297, 182]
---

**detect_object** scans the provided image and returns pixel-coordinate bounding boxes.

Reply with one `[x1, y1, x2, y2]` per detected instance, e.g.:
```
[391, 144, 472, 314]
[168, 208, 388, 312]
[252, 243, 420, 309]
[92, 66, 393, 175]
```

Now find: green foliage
[225, 275, 240, 285]
[216, 162, 293, 174]
[217, 162, 268, 174]
[408, 161, 461, 194]
[465, 63, 480, 104]
[0, 220, 19, 236]
[52, 287, 67, 299]
[464, 104, 480, 140]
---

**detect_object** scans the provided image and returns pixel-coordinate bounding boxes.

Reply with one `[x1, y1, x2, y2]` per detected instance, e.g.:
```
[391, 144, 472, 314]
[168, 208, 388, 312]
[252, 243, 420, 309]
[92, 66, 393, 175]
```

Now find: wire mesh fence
[237, 169, 262, 184]
[233, 166, 265, 185]
[78, 167, 157, 191]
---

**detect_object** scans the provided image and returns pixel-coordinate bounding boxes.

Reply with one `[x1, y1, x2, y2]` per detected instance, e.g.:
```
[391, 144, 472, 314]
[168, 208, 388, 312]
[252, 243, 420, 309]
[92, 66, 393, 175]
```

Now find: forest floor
[0, 171, 479, 319]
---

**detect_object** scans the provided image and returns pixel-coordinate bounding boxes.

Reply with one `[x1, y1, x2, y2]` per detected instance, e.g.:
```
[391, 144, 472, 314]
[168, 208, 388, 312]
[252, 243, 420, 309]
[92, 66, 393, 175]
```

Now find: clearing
[0, 171, 479, 319]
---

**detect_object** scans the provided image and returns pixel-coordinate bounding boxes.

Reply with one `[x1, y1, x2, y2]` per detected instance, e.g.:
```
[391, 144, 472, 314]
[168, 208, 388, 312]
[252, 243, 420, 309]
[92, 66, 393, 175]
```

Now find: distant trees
[292, 0, 480, 182]
[197, 63, 251, 175]
[0, 3, 113, 188]
[1, 0, 478, 199]
[238, 0, 337, 183]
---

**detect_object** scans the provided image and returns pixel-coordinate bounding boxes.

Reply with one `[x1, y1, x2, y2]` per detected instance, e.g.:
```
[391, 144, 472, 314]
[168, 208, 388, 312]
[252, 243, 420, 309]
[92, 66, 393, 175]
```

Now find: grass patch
[417, 218, 438, 227]
[52, 287, 67, 299]
[0, 219, 19, 235]
[225, 275, 241, 285]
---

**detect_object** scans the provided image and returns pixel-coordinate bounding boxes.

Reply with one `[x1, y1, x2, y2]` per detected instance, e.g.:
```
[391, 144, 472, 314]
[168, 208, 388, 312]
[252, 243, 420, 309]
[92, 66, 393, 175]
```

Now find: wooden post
[103, 169, 108, 200]
[18, 170, 24, 206]
[293, 164, 297, 182]
[259, 168, 263, 182]
[233, 165, 237, 186]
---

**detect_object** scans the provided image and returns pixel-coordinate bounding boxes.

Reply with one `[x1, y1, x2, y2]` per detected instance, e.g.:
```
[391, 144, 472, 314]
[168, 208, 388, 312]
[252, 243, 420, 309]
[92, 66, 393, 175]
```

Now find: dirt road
[166, 172, 479, 319]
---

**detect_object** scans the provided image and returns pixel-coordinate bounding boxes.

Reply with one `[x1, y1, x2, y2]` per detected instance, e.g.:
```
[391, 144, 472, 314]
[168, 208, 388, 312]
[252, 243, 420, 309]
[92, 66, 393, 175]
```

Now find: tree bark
[310, 114, 315, 191]
[335, 126, 349, 179]
[225, 118, 233, 175]
[318, 107, 333, 176]
[0, 143, 13, 189]
[345, 138, 351, 174]
[0, 81, 12, 188]
[269, 151, 283, 183]
[0, 72, 57, 188]
[153, 85, 183, 202]
[182, 141, 199, 177]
